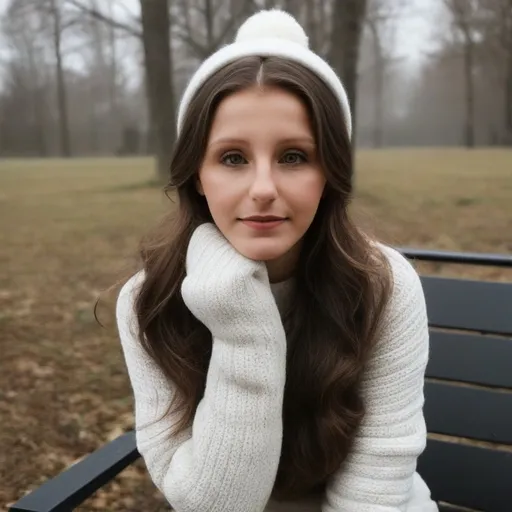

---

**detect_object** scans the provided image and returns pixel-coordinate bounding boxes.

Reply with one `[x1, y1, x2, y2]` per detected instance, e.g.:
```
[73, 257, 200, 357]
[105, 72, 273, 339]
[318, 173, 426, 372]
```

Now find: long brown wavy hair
[131, 56, 392, 500]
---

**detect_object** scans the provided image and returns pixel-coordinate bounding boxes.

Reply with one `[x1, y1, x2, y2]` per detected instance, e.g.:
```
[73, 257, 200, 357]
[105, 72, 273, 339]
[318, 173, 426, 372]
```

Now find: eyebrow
[208, 136, 316, 147]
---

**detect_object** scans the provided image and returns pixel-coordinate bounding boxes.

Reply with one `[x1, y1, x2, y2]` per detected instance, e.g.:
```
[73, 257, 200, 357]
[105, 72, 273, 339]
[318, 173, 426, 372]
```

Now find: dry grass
[353, 148, 512, 280]
[1, 150, 511, 510]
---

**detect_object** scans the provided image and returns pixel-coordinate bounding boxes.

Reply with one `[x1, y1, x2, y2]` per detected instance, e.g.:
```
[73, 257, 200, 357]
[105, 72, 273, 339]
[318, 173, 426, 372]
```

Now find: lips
[241, 216, 287, 222]
[239, 216, 287, 231]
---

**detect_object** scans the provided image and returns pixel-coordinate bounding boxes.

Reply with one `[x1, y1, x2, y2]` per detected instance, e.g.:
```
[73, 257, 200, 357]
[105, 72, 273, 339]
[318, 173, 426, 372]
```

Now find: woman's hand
[181, 222, 270, 336]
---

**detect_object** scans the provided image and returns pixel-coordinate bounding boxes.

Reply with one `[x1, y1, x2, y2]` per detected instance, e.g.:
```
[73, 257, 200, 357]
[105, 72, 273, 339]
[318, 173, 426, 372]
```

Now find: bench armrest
[398, 247, 512, 267]
[9, 431, 140, 512]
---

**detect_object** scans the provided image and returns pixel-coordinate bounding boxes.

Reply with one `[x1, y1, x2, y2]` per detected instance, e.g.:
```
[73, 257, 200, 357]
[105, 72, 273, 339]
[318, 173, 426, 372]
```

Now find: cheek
[203, 188, 236, 210]
[200, 177, 241, 226]
[288, 177, 325, 220]
[200, 171, 230, 203]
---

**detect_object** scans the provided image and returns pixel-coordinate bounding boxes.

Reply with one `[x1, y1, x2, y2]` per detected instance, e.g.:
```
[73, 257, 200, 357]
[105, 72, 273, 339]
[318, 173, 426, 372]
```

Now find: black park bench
[9, 248, 512, 512]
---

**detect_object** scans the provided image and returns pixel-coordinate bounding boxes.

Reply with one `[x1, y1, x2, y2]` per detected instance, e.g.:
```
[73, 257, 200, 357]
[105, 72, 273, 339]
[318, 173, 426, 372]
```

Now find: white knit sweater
[116, 223, 438, 512]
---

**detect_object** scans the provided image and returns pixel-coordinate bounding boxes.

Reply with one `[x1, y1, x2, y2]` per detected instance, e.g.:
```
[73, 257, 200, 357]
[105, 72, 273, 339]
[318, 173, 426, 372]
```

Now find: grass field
[1, 150, 511, 510]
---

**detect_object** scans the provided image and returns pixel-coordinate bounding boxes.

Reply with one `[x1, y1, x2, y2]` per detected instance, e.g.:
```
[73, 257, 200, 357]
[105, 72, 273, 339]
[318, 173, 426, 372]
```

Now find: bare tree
[366, 19, 385, 147]
[140, 0, 176, 181]
[483, 0, 512, 142]
[365, 0, 407, 147]
[443, 0, 484, 148]
[329, 0, 369, 141]
[173, 0, 256, 59]
[67, 0, 174, 175]
[5, 0, 76, 156]
[80, 0, 125, 153]
[2, 3, 50, 155]
[501, 0, 512, 141]
[45, 0, 72, 156]
[0, 0, 142, 157]
[65, 0, 142, 37]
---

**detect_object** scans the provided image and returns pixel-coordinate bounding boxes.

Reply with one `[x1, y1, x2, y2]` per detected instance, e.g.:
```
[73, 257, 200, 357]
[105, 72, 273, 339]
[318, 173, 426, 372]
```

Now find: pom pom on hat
[235, 9, 309, 48]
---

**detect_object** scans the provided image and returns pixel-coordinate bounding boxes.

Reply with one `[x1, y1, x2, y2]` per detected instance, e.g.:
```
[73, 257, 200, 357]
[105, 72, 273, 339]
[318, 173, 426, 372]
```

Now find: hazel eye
[280, 151, 307, 165]
[221, 152, 247, 166]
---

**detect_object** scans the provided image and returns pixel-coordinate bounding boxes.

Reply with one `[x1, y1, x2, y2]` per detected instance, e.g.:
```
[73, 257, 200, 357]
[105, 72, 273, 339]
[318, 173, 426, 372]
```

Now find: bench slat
[424, 381, 512, 443]
[417, 439, 512, 512]
[427, 330, 512, 387]
[9, 432, 139, 512]
[421, 276, 512, 335]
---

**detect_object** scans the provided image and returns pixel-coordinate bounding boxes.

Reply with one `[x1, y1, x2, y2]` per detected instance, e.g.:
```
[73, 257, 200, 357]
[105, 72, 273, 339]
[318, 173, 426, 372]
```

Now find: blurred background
[1, 0, 510, 510]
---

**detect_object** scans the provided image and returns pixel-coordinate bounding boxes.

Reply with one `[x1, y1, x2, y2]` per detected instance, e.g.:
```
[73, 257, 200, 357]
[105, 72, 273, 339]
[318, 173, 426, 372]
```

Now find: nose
[249, 160, 278, 203]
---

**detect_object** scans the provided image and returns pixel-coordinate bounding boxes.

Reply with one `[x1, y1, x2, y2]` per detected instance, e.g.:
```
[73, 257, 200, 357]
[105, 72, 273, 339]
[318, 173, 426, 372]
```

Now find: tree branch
[211, 0, 255, 51]
[172, 0, 256, 58]
[65, 0, 142, 38]
[172, 0, 209, 58]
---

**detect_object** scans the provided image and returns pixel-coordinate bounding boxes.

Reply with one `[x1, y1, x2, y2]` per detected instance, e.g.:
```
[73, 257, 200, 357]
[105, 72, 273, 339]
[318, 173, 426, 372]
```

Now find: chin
[235, 242, 291, 262]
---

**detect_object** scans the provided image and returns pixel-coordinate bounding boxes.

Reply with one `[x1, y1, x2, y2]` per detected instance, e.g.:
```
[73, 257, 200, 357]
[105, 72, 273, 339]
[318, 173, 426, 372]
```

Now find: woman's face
[198, 85, 326, 282]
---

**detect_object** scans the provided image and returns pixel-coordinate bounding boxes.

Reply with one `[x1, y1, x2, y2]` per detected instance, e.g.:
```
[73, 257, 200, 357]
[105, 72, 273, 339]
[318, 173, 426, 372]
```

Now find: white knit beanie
[176, 9, 352, 139]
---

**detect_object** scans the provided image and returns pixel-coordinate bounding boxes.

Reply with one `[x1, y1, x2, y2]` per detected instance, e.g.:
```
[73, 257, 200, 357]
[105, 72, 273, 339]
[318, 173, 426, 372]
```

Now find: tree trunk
[463, 34, 475, 148]
[50, 0, 71, 157]
[368, 20, 384, 148]
[88, 6, 104, 153]
[107, 1, 120, 125]
[328, 0, 368, 142]
[140, 0, 176, 182]
[26, 41, 47, 156]
[90, 0, 121, 152]
[505, 31, 512, 143]
[204, 0, 214, 52]
[504, 0, 512, 143]
[446, 0, 476, 148]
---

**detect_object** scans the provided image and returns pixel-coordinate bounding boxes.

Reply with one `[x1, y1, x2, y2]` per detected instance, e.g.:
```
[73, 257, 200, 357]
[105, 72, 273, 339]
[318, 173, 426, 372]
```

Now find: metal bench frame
[9, 248, 512, 512]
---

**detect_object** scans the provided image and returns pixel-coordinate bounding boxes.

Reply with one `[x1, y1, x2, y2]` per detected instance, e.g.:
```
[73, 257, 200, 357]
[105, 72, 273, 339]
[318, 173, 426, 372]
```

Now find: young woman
[116, 9, 438, 512]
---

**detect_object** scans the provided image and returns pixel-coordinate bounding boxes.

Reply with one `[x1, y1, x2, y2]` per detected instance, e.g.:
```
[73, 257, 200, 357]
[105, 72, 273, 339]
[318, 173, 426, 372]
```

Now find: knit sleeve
[322, 246, 432, 512]
[116, 270, 286, 512]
